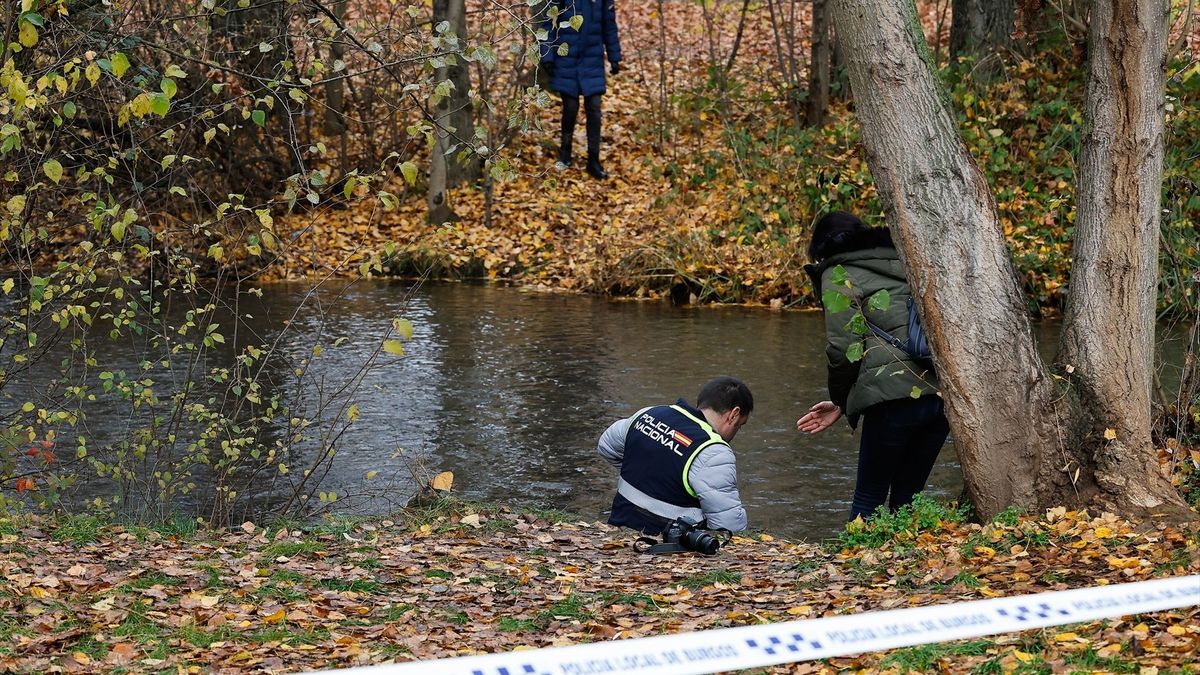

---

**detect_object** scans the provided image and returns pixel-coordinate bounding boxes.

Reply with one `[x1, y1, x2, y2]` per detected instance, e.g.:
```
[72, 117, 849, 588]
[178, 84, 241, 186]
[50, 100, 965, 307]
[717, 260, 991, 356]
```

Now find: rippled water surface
[32, 280, 1185, 541]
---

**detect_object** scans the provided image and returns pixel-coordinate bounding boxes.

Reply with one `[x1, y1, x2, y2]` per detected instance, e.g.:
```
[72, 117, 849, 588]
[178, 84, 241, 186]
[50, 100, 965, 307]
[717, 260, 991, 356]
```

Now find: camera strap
[632, 536, 691, 554]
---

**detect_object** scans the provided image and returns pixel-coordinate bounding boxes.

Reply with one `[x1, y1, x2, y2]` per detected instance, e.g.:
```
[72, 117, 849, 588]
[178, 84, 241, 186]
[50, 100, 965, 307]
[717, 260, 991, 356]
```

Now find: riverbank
[255, 3, 1200, 314]
[1, 499, 1196, 674]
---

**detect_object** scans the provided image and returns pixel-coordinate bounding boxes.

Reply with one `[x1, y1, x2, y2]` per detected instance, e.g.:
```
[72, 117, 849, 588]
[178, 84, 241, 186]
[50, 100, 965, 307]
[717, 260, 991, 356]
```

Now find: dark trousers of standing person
[849, 395, 950, 521]
[560, 93, 606, 178]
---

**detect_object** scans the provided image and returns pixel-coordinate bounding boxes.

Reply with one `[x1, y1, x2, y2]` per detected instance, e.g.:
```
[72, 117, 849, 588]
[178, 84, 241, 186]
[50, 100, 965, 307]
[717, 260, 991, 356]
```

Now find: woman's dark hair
[696, 376, 753, 415]
[807, 211, 894, 262]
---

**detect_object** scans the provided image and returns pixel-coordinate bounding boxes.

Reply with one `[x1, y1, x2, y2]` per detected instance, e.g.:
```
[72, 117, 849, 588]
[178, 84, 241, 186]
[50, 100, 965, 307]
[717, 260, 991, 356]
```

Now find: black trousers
[560, 93, 603, 161]
[849, 395, 950, 521]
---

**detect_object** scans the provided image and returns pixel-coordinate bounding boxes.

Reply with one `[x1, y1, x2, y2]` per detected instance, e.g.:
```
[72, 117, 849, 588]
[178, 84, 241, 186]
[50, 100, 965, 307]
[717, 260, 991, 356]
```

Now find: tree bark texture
[831, 0, 1066, 520]
[949, 0, 1016, 76]
[807, 0, 834, 127]
[429, 0, 473, 224]
[1057, 0, 1182, 513]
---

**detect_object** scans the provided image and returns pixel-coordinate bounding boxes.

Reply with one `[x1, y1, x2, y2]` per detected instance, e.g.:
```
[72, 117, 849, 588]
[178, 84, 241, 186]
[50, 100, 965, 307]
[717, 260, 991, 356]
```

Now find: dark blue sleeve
[603, 0, 622, 63]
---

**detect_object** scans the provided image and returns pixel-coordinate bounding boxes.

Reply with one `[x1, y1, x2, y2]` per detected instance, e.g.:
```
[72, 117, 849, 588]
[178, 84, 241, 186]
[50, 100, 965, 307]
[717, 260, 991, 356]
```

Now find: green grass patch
[174, 625, 234, 649]
[113, 602, 164, 642]
[263, 540, 324, 559]
[424, 568, 452, 579]
[319, 578, 382, 594]
[533, 593, 594, 627]
[256, 582, 308, 603]
[444, 610, 470, 625]
[880, 639, 993, 672]
[830, 494, 971, 552]
[382, 604, 414, 621]
[127, 572, 185, 590]
[1063, 646, 1139, 673]
[271, 569, 306, 584]
[681, 569, 742, 589]
[498, 616, 537, 631]
[53, 514, 104, 543]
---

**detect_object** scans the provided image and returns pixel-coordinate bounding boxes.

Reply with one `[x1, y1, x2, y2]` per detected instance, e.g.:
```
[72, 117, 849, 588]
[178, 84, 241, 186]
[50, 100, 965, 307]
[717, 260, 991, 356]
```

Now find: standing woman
[796, 211, 951, 521]
[540, 0, 623, 179]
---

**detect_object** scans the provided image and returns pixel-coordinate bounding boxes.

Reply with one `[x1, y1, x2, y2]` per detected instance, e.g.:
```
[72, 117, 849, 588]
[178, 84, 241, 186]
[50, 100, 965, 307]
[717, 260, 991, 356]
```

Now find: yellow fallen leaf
[786, 605, 812, 615]
[1103, 428, 1117, 441]
[1014, 649, 1033, 663]
[459, 513, 482, 528]
[29, 586, 49, 598]
[72, 652, 92, 665]
[431, 471, 454, 492]
[1094, 526, 1113, 538]
[758, 534, 774, 542]
[262, 608, 286, 624]
[974, 545, 996, 558]
[1054, 631, 1080, 642]
[199, 594, 221, 608]
[90, 597, 114, 611]
[1167, 625, 1186, 636]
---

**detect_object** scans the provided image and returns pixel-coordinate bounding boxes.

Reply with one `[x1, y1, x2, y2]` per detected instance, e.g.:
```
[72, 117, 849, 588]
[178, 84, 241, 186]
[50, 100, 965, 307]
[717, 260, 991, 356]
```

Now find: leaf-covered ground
[1, 502, 1197, 674]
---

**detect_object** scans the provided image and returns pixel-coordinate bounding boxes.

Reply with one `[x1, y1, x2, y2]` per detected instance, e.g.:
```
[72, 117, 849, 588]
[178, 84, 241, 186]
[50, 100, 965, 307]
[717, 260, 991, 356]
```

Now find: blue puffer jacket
[540, 0, 623, 97]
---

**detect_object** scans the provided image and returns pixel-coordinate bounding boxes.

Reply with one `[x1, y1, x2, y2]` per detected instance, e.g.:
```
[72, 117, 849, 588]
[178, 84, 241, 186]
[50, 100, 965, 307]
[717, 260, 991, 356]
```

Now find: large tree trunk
[832, 0, 1060, 520]
[807, 0, 834, 127]
[428, 0, 474, 224]
[949, 0, 1016, 78]
[829, 0, 1187, 521]
[1057, 0, 1179, 513]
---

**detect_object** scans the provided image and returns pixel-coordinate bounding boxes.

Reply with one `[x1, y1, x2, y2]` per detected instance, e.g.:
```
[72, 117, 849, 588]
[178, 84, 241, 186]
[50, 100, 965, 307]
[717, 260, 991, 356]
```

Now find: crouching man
[598, 376, 752, 535]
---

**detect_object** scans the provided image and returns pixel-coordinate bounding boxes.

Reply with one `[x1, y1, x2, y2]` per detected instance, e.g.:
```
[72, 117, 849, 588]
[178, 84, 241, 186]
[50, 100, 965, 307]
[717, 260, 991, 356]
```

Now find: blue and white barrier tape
[315, 575, 1199, 675]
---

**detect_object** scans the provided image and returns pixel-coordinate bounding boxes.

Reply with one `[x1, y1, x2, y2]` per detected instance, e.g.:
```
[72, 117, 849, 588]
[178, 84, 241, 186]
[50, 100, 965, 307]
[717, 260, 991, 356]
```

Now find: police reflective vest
[609, 399, 727, 534]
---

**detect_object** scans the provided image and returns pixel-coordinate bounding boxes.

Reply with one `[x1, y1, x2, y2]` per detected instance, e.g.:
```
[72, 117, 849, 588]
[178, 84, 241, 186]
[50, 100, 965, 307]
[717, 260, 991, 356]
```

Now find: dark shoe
[586, 159, 608, 180]
[557, 148, 572, 167]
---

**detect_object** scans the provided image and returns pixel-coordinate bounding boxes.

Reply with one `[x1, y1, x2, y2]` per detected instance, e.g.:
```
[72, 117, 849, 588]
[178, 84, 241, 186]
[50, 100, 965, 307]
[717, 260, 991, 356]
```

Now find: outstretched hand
[796, 401, 842, 434]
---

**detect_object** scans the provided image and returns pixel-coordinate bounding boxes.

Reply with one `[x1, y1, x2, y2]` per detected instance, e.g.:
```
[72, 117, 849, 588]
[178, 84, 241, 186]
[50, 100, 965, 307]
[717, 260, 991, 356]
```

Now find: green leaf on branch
[42, 160, 63, 184]
[392, 318, 414, 340]
[150, 94, 170, 117]
[251, 110, 266, 127]
[867, 289, 890, 312]
[399, 161, 417, 185]
[846, 342, 865, 363]
[822, 289, 851, 314]
[111, 52, 131, 78]
[847, 312, 868, 336]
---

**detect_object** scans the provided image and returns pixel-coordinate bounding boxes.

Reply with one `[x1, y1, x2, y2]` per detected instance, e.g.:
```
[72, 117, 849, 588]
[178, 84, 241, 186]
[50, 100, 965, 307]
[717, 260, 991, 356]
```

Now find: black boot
[586, 157, 608, 180]
[559, 94, 579, 167]
[583, 94, 607, 179]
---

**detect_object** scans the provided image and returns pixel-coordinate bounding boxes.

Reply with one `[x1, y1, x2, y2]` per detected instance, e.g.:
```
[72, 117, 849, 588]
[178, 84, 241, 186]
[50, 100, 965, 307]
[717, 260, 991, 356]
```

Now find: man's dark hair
[697, 376, 753, 415]
[807, 211, 894, 262]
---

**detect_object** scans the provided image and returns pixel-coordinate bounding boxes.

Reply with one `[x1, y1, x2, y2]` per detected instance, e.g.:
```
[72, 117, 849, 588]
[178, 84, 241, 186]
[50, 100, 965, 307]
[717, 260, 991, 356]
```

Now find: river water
[15, 280, 1189, 541]
[212, 280, 964, 541]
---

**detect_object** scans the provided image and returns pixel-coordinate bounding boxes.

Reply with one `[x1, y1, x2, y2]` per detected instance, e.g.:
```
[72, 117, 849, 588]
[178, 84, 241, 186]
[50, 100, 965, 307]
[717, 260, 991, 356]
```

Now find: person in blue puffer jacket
[539, 0, 623, 179]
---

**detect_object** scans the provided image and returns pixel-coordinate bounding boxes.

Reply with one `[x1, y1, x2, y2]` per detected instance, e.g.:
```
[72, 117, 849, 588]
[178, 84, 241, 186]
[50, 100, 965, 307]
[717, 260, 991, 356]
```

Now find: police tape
[316, 575, 1199, 675]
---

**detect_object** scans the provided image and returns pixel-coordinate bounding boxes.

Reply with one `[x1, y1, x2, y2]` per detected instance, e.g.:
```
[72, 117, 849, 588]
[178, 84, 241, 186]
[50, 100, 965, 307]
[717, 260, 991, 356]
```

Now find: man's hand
[610, 61, 621, 75]
[796, 401, 842, 434]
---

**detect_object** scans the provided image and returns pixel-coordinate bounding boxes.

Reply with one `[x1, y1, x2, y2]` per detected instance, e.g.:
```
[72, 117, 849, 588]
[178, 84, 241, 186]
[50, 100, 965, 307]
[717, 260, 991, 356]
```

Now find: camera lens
[682, 530, 720, 555]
